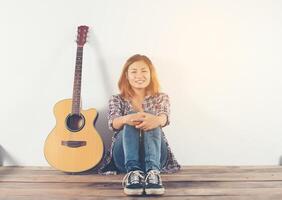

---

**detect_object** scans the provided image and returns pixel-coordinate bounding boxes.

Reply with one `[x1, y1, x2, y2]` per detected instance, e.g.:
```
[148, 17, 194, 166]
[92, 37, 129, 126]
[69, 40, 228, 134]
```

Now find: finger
[136, 122, 146, 129]
[140, 126, 147, 131]
[132, 117, 145, 122]
[132, 121, 142, 126]
[137, 112, 146, 117]
[143, 124, 152, 131]
[136, 125, 145, 129]
[143, 127, 150, 132]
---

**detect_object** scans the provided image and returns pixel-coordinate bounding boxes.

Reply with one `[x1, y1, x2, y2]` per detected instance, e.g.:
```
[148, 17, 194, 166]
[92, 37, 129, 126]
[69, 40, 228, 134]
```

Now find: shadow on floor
[0, 145, 19, 166]
[0, 145, 20, 176]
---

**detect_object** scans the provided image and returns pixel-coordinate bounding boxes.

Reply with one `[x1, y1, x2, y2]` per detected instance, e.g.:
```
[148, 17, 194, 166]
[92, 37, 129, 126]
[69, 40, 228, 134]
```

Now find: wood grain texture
[1, 166, 282, 199]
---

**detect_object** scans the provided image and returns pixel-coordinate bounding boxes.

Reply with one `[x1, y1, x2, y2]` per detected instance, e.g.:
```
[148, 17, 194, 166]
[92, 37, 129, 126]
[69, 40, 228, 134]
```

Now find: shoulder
[156, 92, 169, 98]
[154, 92, 169, 101]
[109, 94, 126, 104]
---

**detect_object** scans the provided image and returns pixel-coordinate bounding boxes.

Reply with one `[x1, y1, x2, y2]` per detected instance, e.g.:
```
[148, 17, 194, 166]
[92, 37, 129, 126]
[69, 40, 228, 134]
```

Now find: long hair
[118, 54, 160, 99]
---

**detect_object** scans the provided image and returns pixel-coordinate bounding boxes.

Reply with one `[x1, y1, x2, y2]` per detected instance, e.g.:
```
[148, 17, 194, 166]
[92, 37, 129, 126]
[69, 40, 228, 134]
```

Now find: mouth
[135, 80, 146, 84]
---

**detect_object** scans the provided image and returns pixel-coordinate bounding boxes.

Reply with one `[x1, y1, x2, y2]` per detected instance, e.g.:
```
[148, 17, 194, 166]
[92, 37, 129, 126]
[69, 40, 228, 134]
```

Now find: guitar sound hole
[66, 113, 85, 132]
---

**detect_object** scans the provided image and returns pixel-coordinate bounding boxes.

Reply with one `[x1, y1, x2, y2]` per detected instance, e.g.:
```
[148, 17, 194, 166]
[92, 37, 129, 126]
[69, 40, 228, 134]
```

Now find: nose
[135, 71, 143, 78]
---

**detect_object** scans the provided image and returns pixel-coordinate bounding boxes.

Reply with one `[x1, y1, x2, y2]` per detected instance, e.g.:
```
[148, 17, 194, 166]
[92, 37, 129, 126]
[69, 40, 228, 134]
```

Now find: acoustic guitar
[44, 26, 104, 173]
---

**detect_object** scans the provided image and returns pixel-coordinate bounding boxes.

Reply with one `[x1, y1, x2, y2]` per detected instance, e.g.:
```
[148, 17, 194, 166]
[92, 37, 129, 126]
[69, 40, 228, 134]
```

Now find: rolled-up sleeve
[108, 95, 123, 132]
[156, 93, 170, 127]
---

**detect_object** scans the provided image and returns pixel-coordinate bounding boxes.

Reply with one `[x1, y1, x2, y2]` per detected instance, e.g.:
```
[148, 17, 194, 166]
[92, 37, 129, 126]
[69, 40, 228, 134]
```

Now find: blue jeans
[113, 124, 168, 173]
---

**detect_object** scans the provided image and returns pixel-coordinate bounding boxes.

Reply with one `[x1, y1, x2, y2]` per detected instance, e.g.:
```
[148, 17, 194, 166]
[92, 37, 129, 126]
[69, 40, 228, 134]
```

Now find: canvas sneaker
[144, 170, 165, 195]
[122, 170, 145, 196]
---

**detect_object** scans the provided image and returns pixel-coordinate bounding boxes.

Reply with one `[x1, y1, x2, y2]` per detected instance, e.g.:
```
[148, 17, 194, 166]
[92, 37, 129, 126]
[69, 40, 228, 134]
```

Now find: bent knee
[123, 124, 139, 132]
[144, 128, 161, 138]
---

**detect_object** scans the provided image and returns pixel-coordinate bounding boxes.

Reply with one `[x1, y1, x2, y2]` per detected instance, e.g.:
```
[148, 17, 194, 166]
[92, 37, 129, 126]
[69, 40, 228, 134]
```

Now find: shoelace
[145, 170, 162, 185]
[122, 170, 144, 187]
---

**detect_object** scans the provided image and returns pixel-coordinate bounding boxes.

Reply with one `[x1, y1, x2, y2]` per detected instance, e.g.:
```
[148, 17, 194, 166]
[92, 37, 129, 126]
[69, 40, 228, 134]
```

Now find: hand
[123, 112, 146, 126]
[135, 112, 161, 131]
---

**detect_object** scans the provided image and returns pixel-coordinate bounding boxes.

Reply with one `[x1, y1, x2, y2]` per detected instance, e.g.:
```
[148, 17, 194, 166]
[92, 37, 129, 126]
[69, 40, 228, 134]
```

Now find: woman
[99, 54, 180, 196]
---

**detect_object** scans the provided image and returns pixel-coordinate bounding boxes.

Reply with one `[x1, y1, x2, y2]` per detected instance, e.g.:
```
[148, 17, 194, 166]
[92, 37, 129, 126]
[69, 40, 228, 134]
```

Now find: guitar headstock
[76, 25, 89, 47]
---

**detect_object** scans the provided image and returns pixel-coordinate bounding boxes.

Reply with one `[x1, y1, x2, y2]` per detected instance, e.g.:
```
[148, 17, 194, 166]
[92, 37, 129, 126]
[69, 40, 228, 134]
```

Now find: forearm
[112, 116, 127, 130]
[157, 114, 168, 127]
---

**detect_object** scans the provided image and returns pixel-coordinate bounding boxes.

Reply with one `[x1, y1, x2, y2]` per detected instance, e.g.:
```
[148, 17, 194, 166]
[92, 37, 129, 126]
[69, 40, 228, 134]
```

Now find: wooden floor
[1, 166, 282, 200]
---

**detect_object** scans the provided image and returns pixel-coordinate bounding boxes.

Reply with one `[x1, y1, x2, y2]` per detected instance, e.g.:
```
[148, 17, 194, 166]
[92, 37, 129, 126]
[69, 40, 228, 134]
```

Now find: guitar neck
[72, 46, 84, 114]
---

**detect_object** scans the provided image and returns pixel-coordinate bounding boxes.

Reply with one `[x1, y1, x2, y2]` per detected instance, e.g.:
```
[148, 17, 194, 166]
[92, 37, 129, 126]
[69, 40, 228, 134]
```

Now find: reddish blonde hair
[118, 54, 160, 99]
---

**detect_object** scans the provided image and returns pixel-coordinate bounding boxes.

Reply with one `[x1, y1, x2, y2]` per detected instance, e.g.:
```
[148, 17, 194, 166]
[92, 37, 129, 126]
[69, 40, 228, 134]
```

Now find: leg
[113, 124, 143, 172]
[160, 134, 168, 169]
[139, 131, 168, 171]
[117, 125, 144, 196]
[112, 131, 126, 173]
[143, 128, 166, 195]
[113, 130, 167, 173]
[143, 127, 162, 172]
[123, 124, 143, 172]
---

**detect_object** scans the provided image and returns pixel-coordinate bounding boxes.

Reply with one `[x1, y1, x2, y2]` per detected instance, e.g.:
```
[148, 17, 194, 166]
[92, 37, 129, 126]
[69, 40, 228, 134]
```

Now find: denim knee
[123, 124, 138, 132]
[144, 127, 161, 138]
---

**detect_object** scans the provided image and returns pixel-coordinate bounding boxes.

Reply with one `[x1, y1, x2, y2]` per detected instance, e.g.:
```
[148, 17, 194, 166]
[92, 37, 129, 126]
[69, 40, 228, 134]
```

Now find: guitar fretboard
[72, 47, 83, 114]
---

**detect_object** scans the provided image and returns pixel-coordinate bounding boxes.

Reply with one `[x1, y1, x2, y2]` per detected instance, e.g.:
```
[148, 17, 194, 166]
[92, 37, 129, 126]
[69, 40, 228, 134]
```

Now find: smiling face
[127, 60, 151, 90]
[118, 54, 160, 99]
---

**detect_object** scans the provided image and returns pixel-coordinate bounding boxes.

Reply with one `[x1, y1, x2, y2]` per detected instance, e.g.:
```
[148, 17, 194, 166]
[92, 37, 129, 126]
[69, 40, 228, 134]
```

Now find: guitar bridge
[61, 141, 87, 148]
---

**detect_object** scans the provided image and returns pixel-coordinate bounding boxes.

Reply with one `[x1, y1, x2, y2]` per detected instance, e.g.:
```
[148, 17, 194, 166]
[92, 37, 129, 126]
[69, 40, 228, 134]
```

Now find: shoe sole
[124, 188, 144, 196]
[145, 188, 165, 195]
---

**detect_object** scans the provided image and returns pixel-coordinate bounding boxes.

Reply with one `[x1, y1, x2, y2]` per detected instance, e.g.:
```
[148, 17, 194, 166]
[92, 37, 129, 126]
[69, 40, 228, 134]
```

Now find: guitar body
[44, 99, 104, 172]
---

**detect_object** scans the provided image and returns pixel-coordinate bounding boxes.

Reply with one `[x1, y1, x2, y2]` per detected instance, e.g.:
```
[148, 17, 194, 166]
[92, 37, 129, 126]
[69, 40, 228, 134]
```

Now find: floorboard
[1, 166, 282, 199]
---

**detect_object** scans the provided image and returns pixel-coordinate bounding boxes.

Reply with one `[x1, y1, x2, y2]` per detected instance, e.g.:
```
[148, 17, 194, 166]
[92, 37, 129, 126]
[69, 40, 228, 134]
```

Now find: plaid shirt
[98, 92, 181, 175]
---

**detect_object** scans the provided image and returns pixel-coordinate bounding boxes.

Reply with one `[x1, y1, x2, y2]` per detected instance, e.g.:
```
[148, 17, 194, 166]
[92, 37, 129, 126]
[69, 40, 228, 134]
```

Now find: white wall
[1, 0, 282, 166]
